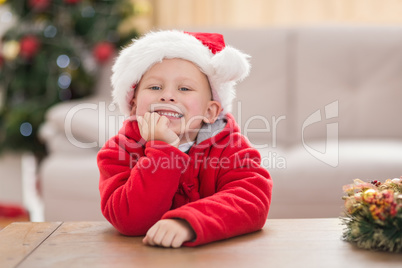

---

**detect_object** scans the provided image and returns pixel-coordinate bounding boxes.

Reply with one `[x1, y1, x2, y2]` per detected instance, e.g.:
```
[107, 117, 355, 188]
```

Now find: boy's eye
[179, 87, 190, 91]
[150, 86, 161, 90]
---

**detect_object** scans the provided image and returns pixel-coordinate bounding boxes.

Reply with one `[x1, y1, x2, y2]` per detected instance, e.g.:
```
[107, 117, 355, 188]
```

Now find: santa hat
[111, 30, 251, 116]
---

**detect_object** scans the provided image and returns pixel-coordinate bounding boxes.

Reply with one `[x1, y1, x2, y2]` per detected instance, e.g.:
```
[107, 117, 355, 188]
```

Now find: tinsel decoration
[0, 0, 138, 159]
[342, 177, 402, 253]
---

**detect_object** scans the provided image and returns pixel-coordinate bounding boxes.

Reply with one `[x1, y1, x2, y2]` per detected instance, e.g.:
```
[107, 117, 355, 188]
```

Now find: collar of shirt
[178, 141, 195, 153]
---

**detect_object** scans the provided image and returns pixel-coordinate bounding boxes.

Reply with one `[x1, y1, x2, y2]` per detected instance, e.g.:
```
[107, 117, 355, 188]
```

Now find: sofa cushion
[264, 139, 402, 218]
[41, 97, 123, 152]
[222, 28, 291, 147]
[39, 121, 98, 154]
[40, 153, 104, 221]
[293, 27, 402, 143]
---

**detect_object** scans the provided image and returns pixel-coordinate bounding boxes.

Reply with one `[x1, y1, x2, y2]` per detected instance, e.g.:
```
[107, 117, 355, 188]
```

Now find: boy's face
[130, 58, 221, 144]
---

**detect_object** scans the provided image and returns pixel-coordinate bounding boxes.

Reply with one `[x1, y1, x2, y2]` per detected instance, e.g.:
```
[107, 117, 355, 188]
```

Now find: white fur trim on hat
[111, 30, 251, 116]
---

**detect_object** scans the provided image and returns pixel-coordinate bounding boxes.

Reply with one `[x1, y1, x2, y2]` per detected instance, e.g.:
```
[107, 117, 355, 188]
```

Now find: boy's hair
[111, 30, 251, 117]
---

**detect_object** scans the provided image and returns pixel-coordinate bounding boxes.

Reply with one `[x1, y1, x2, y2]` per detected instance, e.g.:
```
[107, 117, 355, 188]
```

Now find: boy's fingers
[150, 111, 160, 122]
[156, 115, 170, 130]
[136, 116, 143, 132]
[143, 112, 151, 123]
[137, 116, 149, 139]
[149, 112, 158, 132]
[158, 115, 170, 124]
[144, 235, 156, 246]
[142, 236, 148, 245]
[144, 226, 157, 246]
[171, 235, 185, 248]
[137, 116, 143, 126]
[151, 227, 167, 246]
[160, 231, 176, 248]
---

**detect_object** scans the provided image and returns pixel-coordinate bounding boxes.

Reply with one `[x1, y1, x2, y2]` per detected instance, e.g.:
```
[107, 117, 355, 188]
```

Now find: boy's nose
[160, 89, 176, 102]
[160, 96, 175, 102]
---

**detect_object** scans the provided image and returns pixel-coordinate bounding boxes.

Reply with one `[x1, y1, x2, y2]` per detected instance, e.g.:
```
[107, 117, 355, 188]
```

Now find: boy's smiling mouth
[150, 104, 185, 119]
[155, 110, 184, 118]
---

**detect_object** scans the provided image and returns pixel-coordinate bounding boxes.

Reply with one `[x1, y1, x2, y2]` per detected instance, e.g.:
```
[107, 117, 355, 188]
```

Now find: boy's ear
[203, 101, 222, 124]
[129, 97, 137, 116]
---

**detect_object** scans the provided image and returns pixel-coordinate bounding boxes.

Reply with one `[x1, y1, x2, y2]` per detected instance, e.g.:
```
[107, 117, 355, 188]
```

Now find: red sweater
[97, 113, 272, 246]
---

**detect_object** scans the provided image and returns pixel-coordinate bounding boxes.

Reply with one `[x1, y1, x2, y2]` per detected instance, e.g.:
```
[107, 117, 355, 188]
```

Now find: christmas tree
[0, 0, 137, 159]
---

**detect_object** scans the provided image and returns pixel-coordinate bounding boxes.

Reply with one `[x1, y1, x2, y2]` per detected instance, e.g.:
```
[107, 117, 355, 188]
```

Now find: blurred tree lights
[0, 0, 137, 159]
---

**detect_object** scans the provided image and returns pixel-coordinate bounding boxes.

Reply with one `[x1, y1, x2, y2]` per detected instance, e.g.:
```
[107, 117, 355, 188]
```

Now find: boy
[97, 30, 272, 248]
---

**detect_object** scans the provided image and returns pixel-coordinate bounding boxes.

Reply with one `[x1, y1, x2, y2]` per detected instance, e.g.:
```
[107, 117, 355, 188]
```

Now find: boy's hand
[137, 112, 180, 148]
[142, 219, 196, 248]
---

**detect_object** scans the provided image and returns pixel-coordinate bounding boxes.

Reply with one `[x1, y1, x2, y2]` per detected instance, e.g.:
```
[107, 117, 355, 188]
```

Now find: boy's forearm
[162, 170, 271, 246]
[161, 142, 272, 247]
[98, 139, 189, 236]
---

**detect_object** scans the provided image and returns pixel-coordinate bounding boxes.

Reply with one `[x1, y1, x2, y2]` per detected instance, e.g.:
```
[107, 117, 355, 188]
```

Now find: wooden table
[0, 218, 401, 268]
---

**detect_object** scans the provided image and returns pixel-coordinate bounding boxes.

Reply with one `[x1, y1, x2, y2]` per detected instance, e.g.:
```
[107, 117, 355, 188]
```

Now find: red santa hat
[111, 30, 251, 116]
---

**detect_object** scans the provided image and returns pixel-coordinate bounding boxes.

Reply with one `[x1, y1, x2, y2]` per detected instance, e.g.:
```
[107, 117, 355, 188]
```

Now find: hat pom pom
[211, 46, 251, 83]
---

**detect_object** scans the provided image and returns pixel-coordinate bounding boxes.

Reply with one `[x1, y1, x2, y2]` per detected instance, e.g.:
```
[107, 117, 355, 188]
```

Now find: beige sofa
[39, 26, 402, 221]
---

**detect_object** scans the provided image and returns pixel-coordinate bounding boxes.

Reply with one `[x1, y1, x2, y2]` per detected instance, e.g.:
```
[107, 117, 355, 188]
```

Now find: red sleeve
[162, 135, 272, 246]
[97, 121, 189, 236]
